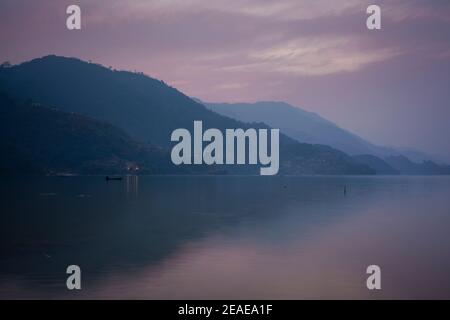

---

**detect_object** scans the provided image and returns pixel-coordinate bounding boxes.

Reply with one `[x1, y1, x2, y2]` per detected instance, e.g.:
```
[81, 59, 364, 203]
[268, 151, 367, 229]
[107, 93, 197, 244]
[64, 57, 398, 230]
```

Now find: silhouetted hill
[352, 155, 399, 175]
[203, 101, 443, 163]
[1, 55, 243, 147]
[0, 55, 374, 175]
[385, 155, 450, 175]
[203, 101, 385, 154]
[0, 92, 179, 175]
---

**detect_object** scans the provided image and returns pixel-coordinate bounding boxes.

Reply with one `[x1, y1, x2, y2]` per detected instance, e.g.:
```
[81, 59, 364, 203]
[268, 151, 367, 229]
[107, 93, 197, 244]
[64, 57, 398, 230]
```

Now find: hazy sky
[1, 0, 449, 158]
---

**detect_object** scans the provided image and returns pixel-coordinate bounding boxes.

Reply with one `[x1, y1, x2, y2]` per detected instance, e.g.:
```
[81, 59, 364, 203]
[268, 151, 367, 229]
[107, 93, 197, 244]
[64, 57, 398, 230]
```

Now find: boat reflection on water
[125, 175, 139, 198]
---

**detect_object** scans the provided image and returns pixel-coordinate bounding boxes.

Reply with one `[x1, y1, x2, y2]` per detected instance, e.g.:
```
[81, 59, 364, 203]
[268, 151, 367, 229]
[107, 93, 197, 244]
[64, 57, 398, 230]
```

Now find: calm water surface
[1, 176, 450, 299]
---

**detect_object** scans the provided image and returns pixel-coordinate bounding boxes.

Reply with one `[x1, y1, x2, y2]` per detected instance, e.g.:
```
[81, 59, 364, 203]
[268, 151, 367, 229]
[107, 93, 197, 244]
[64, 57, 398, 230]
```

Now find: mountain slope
[0, 55, 244, 147]
[352, 155, 399, 175]
[385, 155, 450, 175]
[0, 92, 177, 175]
[203, 101, 382, 155]
[0, 55, 374, 175]
[203, 101, 441, 164]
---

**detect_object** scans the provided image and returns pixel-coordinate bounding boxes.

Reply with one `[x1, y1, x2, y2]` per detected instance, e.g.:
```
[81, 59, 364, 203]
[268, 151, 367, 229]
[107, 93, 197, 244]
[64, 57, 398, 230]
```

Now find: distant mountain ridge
[203, 100, 450, 175]
[385, 155, 450, 175]
[202, 100, 440, 163]
[0, 55, 374, 175]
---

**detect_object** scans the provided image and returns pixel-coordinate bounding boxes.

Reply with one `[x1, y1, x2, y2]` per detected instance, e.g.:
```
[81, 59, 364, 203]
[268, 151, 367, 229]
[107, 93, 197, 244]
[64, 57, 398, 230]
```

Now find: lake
[1, 175, 450, 299]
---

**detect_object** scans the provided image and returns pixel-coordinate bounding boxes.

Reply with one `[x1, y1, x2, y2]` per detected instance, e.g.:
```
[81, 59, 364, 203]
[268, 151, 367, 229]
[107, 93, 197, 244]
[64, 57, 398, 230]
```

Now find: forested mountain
[0, 92, 178, 175]
[0, 56, 375, 175]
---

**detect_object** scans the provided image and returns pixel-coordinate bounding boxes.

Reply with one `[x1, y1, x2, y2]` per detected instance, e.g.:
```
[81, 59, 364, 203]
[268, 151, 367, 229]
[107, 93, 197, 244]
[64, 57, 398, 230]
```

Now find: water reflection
[1, 176, 450, 299]
[125, 175, 139, 198]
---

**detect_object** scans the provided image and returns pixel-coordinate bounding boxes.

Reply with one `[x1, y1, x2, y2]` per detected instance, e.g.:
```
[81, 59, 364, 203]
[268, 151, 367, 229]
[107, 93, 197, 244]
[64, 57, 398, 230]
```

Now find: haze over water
[1, 176, 450, 299]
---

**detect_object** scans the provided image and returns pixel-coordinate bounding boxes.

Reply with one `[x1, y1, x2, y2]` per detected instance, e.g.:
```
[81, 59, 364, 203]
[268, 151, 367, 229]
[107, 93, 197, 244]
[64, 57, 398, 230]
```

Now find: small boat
[55, 173, 77, 178]
[105, 176, 123, 181]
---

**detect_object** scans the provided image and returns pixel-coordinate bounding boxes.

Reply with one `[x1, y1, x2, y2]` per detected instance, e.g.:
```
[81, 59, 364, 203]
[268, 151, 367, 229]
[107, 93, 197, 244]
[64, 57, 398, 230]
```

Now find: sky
[1, 0, 449, 159]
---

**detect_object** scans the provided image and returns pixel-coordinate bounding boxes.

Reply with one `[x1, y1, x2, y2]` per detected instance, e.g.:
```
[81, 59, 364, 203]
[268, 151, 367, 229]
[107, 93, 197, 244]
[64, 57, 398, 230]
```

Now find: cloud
[90, 0, 370, 23]
[214, 82, 249, 91]
[251, 38, 402, 76]
[66, 0, 447, 79]
[200, 36, 401, 76]
[382, 0, 450, 23]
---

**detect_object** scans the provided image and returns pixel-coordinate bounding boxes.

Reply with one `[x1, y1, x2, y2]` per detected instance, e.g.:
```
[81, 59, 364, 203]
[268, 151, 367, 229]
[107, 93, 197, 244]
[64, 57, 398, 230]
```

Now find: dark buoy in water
[344, 185, 347, 195]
